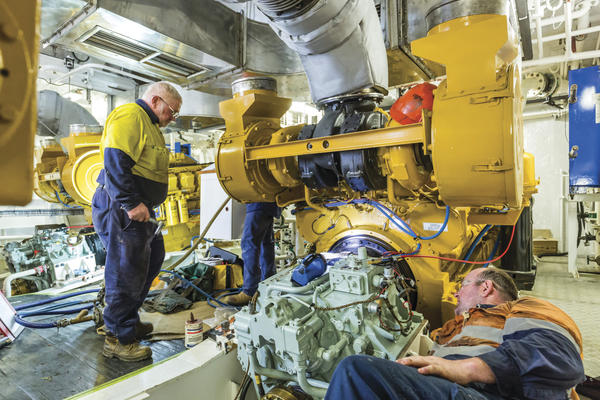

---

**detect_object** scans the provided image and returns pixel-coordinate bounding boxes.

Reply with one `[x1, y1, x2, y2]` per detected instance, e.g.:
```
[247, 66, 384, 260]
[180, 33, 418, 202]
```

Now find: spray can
[185, 312, 203, 348]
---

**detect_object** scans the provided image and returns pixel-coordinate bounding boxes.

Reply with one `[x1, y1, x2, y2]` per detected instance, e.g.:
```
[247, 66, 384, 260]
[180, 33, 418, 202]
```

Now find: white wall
[523, 114, 569, 246]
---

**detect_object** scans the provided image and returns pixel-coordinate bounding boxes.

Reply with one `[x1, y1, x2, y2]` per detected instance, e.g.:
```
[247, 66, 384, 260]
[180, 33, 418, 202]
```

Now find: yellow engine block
[215, 13, 537, 326]
[33, 130, 206, 252]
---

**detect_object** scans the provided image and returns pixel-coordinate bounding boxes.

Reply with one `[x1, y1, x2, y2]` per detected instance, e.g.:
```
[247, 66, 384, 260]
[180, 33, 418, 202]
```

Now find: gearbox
[235, 248, 426, 399]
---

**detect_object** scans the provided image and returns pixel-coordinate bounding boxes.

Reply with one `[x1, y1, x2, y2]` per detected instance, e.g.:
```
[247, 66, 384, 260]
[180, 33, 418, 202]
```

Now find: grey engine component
[3, 226, 105, 293]
[235, 248, 425, 399]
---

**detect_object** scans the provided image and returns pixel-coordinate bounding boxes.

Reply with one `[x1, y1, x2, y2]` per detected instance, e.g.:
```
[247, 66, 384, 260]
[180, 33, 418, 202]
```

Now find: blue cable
[417, 206, 450, 240]
[463, 225, 492, 262]
[160, 270, 238, 309]
[483, 232, 503, 268]
[54, 190, 82, 209]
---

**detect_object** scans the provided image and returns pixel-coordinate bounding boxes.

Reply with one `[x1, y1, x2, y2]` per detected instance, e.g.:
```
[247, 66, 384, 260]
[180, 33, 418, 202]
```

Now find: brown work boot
[102, 336, 152, 362]
[224, 291, 252, 306]
[135, 320, 153, 340]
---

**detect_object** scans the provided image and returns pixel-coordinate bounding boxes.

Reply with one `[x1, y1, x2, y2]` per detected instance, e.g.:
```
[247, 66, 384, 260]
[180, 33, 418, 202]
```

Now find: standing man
[325, 267, 585, 399]
[225, 202, 280, 306]
[92, 82, 182, 362]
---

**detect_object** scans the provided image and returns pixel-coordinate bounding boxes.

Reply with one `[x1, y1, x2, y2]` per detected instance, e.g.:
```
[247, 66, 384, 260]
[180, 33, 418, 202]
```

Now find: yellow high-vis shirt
[100, 103, 169, 184]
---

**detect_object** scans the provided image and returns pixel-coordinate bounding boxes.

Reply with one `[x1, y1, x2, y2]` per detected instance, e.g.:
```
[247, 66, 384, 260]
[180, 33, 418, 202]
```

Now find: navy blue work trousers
[92, 188, 164, 344]
[241, 211, 276, 295]
[325, 355, 505, 400]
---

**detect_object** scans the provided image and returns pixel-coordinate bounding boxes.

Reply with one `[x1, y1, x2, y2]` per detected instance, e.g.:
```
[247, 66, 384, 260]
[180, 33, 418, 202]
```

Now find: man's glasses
[157, 96, 179, 119]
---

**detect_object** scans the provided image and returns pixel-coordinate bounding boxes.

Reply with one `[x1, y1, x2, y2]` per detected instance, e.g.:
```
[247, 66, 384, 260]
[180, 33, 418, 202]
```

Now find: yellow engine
[0, 0, 40, 205]
[215, 12, 537, 326]
[33, 126, 207, 252]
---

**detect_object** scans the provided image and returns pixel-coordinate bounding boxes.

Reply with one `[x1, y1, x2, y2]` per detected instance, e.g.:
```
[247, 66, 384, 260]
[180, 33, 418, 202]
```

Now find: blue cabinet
[569, 66, 600, 190]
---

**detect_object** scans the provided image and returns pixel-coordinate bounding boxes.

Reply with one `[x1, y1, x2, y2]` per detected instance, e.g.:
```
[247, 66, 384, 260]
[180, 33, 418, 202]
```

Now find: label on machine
[423, 222, 448, 232]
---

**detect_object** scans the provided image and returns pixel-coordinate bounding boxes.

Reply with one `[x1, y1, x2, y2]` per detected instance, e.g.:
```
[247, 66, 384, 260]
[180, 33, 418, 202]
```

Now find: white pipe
[536, 0, 544, 58]
[53, 63, 153, 84]
[523, 109, 567, 119]
[523, 49, 600, 67]
[3, 269, 37, 297]
[565, 1, 573, 58]
[594, 25, 600, 65]
[560, 170, 569, 252]
[534, 0, 592, 28]
[532, 25, 600, 43]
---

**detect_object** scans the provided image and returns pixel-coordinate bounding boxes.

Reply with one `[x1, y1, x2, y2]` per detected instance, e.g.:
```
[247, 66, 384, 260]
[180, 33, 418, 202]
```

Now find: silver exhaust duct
[256, 0, 389, 104]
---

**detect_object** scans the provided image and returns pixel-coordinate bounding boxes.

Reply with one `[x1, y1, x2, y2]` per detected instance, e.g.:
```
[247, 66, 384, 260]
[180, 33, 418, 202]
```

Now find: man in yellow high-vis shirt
[92, 82, 182, 361]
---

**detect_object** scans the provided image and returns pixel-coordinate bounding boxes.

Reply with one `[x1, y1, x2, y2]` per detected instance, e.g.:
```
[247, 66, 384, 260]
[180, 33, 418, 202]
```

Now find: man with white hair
[92, 82, 182, 361]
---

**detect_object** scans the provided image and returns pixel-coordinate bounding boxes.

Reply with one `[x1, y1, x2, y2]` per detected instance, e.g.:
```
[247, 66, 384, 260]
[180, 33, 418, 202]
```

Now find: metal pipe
[532, 25, 600, 44]
[265, 274, 329, 296]
[536, 0, 544, 58]
[3, 269, 37, 297]
[41, 0, 97, 48]
[53, 63, 153, 85]
[295, 363, 328, 399]
[523, 49, 600, 67]
[523, 109, 567, 119]
[534, 0, 592, 28]
[565, 1, 573, 58]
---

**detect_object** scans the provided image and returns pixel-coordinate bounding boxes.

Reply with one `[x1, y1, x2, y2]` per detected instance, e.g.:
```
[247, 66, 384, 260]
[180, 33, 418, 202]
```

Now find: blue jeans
[92, 188, 164, 344]
[241, 211, 275, 295]
[325, 355, 505, 400]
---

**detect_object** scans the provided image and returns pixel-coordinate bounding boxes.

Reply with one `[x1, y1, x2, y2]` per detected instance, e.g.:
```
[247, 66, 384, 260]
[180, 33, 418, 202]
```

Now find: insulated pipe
[256, 0, 388, 104]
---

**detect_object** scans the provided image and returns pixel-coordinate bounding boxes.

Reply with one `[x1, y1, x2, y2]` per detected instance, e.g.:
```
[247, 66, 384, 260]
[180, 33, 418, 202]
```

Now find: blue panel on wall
[569, 66, 600, 190]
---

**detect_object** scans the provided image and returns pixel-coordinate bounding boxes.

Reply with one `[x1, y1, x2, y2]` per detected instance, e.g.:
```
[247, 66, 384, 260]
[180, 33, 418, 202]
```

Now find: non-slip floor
[0, 293, 185, 400]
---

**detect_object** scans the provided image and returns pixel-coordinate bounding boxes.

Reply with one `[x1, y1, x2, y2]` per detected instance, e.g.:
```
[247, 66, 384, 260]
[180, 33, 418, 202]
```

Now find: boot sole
[102, 349, 152, 362]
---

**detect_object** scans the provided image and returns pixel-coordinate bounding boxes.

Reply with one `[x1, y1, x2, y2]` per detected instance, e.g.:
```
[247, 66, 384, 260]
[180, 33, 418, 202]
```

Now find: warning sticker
[423, 222, 448, 232]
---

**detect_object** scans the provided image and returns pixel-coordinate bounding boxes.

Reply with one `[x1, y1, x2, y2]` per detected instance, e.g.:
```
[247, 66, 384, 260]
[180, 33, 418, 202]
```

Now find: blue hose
[18, 305, 93, 318]
[417, 206, 450, 240]
[463, 225, 492, 262]
[323, 199, 449, 240]
[207, 288, 241, 308]
[14, 289, 98, 329]
[483, 233, 503, 268]
[160, 270, 238, 309]
[54, 190, 82, 209]
[14, 289, 99, 311]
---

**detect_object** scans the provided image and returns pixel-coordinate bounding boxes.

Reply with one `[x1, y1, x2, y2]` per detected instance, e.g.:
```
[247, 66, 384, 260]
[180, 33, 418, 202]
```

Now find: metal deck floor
[0, 294, 186, 400]
[522, 258, 600, 377]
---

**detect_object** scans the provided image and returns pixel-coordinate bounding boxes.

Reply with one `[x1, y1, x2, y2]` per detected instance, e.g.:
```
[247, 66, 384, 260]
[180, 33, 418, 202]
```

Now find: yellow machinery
[0, 0, 40, 205]
[216, 12, 537, 326]
[33, 126, 207, 252]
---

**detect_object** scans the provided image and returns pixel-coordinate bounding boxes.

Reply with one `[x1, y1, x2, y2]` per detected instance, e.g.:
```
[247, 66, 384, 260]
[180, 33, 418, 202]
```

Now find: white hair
[141, 81, 182, 103]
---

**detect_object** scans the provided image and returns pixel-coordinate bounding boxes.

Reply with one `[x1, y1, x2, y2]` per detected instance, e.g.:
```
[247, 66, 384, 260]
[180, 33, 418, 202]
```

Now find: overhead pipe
[53, 63, 153, 85]
[523, 48, 600, 67]
[41, 0, 98, 48]
[532, 25, 600, 44]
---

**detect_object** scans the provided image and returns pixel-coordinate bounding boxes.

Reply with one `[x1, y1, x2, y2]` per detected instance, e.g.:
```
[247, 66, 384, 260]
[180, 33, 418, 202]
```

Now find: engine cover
[235, 249, 425, 398]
